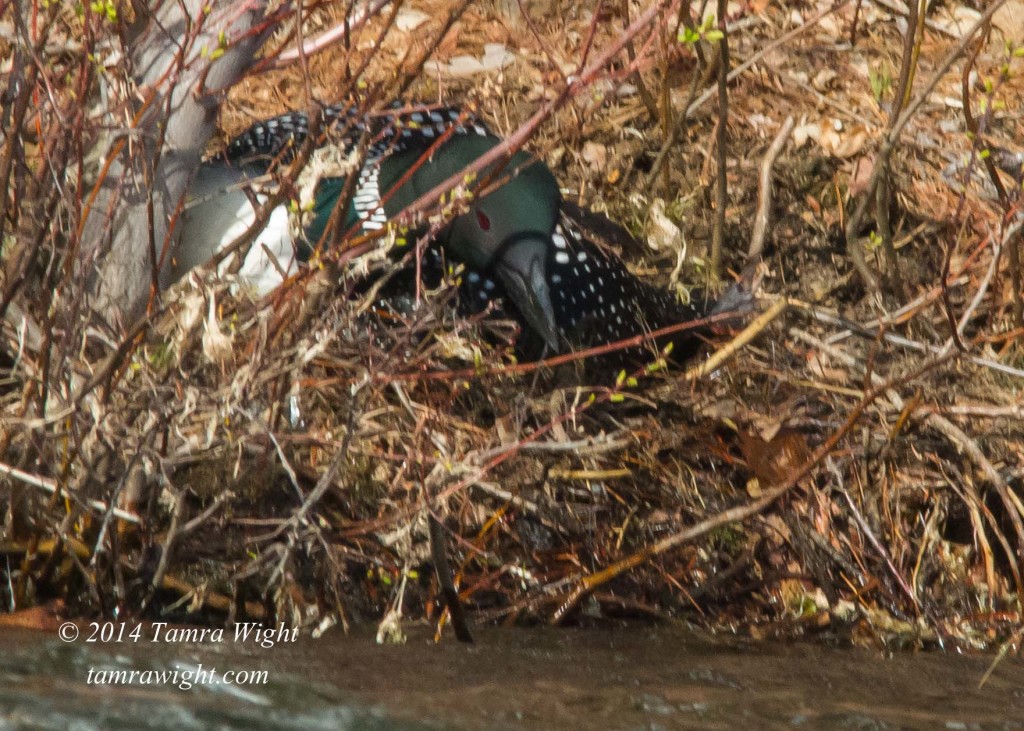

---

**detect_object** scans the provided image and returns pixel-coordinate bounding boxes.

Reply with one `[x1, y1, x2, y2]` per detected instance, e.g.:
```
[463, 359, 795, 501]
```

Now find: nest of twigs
[2, 0, 1023, 650]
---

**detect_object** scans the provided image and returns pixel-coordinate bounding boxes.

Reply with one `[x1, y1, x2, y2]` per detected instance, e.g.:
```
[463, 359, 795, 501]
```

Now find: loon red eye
[476, 210, 491, 231]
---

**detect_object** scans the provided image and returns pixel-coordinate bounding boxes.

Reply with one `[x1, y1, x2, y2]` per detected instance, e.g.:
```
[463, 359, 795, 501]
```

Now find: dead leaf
[847, 156, 875, 198]
[993, 1, 1024, 36]
[931, 6, 982, 38]
[737, 427, 813, 487]
[812, 68, 837, 91]
[792, 119, 821, 148]
[202, 293, 233, 365]
[581, 141, 607, 172]
[819, 120, 869, 159]
[396, 8, 430, 32]
[428, 44, 515, 77]
[646, 198, 681, 253]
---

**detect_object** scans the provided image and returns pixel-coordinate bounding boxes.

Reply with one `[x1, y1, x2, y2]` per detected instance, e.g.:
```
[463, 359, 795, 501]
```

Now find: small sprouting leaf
[677, 26, 702, 44]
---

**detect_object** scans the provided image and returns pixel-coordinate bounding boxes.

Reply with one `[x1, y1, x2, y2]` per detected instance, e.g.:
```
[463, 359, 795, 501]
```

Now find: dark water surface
[1, 623, 1021, 730]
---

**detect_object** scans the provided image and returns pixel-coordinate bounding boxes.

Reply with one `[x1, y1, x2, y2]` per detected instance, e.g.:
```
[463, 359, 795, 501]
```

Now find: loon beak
[493, 237, 560, 352]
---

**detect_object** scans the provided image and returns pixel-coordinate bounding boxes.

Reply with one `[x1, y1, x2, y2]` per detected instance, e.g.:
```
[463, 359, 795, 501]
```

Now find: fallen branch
[0, 461, 142, 524]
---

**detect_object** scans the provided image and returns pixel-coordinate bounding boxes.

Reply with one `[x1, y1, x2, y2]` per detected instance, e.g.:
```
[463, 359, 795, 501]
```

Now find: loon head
[444, 147, 563, 352]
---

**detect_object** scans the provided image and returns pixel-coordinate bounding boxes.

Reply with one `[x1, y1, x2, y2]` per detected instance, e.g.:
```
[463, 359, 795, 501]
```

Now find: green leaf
[677, 27, 700, 44]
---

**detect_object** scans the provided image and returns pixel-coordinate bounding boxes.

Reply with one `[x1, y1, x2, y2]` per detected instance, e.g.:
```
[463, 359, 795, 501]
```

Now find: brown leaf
[737, 427, 813, 487]
[847, 156, 876, 198]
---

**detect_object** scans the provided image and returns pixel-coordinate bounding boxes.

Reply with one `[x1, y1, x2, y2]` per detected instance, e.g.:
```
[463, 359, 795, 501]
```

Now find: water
[1, 623, 1022, 730]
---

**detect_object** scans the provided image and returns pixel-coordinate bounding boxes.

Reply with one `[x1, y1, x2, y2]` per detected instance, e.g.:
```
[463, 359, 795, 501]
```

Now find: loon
[173, 103, 742, 360]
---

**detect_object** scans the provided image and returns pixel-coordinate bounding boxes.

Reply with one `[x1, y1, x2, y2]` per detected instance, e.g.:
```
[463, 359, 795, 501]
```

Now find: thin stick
[683, 296, 787, 380]
[710, 0, 729, 278]
[263, 0, 393, 70]
[747, 117, 794, 262]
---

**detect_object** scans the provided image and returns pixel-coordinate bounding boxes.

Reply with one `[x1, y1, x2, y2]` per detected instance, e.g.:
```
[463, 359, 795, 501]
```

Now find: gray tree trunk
[81, 0, 268, 331]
